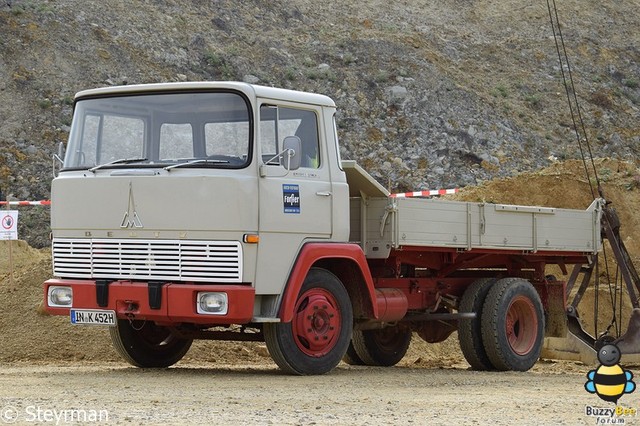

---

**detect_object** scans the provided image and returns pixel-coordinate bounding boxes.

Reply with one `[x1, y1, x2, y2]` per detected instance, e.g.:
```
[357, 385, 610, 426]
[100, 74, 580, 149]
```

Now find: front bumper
[43, 279, 255, 325]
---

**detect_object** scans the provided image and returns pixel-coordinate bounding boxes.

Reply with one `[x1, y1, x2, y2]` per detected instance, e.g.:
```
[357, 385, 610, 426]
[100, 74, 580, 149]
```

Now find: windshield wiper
[164, 158, 229, 171]
[89, 157, 148, 173]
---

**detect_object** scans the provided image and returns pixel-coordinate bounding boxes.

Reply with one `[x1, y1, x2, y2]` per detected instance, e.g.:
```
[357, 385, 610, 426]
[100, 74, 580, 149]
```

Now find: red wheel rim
[505, 295, 538, 356]
[292, 288, 341, 357]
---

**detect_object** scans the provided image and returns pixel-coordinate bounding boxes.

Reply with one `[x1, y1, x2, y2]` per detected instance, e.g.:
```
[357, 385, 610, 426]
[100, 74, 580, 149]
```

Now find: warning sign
[1, 210, 18, 240]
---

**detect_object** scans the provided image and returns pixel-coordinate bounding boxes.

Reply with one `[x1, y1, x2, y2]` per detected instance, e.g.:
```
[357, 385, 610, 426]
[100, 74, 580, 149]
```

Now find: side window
[259, 105, 320, 168]
[259, 105, 278, 162]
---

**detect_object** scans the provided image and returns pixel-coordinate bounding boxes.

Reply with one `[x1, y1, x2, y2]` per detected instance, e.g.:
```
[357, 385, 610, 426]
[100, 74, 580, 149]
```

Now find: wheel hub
[293, 288, 341, 357]
[506, 295, 538, 356]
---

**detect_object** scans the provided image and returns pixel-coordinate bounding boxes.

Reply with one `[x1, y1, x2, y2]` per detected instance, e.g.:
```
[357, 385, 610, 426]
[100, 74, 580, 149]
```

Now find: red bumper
[43, 279, 255, 325]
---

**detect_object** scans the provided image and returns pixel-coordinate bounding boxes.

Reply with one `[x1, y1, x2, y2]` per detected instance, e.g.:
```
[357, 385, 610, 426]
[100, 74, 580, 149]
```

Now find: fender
[278, 242, 379, 323]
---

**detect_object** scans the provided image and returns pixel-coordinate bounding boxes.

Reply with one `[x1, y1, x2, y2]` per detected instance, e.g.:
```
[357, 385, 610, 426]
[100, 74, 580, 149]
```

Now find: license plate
[70, 309, 116, 326]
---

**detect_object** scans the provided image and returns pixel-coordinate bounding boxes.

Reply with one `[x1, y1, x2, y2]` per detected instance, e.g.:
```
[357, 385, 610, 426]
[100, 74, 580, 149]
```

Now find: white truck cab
[51, 82, 349, 315]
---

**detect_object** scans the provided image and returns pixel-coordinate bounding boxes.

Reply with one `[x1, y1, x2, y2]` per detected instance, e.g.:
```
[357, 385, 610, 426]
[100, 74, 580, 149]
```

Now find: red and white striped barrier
[0, 200, 51, 206]
[390, 189, 459, 198]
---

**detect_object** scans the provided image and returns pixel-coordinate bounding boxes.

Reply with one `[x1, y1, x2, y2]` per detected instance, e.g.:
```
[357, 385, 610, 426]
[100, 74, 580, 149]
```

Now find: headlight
[197, 292, 228, 315]
[48, 286, 73, 307]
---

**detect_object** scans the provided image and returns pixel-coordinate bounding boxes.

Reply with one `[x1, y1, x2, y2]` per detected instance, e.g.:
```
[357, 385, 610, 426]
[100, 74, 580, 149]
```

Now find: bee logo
[585, 343, 635, 404]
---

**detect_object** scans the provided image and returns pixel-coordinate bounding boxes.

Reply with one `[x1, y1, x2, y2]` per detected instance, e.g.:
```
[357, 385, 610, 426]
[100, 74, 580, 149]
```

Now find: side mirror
[57, 141, 65, 159]
[282, 135, 301, 171]
[52, 141, 66, 178]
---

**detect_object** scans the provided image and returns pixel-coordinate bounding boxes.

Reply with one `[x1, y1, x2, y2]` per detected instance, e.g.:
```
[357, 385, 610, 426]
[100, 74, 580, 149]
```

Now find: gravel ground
[0, 361, 636, 425]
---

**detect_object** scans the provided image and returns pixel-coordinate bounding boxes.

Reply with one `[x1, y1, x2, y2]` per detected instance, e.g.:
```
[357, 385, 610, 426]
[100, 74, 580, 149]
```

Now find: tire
[343, 342, 366, 365]
[481, 277, 545, 372]
[264, 267, 353, 375]
[458, 278, 497, 370]
[110, 319, 192, 368]
[351, 325, 412, 367]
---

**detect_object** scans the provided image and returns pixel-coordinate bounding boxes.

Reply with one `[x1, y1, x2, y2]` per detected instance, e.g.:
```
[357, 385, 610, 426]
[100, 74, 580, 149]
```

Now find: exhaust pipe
[614, 308, 640, 353]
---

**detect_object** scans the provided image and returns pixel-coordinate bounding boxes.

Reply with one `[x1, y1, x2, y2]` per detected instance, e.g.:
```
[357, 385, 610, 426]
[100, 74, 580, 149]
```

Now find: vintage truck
[43, 82, 606, 375]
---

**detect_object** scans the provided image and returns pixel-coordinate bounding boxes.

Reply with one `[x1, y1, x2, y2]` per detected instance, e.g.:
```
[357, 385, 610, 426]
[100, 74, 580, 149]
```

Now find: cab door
[255, 102, 332, 294]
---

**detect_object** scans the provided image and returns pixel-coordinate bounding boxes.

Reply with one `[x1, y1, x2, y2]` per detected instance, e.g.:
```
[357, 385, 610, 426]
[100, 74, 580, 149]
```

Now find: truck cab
[45, 82, 362, 373]
[48, 82, 350, 318]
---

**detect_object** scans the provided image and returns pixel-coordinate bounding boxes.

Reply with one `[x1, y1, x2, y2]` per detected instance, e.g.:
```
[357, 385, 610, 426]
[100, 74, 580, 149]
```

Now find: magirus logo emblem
[121, 182, 143, 228]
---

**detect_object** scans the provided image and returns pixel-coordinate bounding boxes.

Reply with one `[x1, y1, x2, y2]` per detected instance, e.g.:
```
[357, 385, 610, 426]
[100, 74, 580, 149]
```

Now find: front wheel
[264, 267, 353, 375]
[110, 319, 193, 368]
[481, 278, 545, 371]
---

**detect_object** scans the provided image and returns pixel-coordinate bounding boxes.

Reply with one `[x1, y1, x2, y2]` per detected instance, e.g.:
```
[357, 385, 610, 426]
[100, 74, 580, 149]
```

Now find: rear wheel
[351, 325, 412, 367]
[481, 277, 545, 371]
[264, 268, 353, 375]
[343, 342, 366, 365]
[458, 278, 497, 370]
[110, 319, 192, 368]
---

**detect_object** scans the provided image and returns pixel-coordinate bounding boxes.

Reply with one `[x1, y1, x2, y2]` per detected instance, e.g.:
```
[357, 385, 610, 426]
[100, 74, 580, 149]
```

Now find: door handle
[316, 191, 332, 197]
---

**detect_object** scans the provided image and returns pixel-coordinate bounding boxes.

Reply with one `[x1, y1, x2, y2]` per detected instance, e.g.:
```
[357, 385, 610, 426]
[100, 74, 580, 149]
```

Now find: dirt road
[0, 361, 633, 425]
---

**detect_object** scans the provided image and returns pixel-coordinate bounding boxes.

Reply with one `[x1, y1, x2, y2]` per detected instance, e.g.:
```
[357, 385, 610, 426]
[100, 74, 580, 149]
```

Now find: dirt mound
[0, 240, 46, 276]
[1, 158, 639, 366]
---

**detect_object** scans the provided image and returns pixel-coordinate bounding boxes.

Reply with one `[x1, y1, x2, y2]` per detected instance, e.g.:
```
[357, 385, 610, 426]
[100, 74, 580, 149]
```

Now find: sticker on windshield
[283, 184, 300, 214]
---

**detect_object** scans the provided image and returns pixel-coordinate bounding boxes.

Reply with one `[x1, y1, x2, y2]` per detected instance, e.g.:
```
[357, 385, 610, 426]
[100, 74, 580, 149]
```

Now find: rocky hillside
[1, 0, 638, 247]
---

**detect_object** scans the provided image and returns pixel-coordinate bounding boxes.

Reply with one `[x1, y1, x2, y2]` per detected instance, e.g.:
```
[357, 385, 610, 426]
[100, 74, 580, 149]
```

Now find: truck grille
[53, 238, 243, 283]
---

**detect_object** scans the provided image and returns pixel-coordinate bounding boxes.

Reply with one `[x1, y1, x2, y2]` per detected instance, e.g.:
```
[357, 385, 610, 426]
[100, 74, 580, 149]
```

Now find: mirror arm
[263, 147, 295, 168]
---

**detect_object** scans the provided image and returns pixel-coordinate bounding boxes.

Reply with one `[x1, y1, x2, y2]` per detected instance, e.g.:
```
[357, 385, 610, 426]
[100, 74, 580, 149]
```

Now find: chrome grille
[53, 238, 242, 282]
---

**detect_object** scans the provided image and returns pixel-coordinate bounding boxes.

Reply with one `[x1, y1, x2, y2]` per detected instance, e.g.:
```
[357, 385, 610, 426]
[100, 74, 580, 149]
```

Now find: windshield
[64, 91, 252, 170]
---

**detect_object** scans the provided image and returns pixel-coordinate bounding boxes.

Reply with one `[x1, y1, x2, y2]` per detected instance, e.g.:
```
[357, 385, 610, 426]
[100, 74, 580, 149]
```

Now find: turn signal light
[243, 234, 260, 244]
